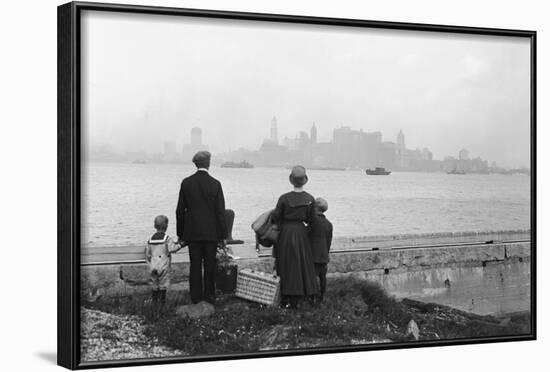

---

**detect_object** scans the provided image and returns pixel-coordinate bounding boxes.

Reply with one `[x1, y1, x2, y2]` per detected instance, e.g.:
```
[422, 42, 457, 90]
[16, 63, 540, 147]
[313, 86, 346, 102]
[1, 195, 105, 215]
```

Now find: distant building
[221, 122, 459, 172]
[443, 150, 489, 174]
[330, 126, 383, 168]
[377, 142, 396, 169]
[360, 130, 382, 169]
[333, 126, 354, 146]
[191, 127, 202, 146]
[298, 131, 310, 150]
[258, 141, 287, 166]
[163, 141, 177, 161]
[182, 127, 208, 161]
[443, 156, 457, 172]
[422, 148, 433, 161]
[397, 129, 405, 150]
[310, 123, 317, 145]
[470, 157, 489, 173]
[331, 126, 355, 167]
[283, 136, 298, 151]
[394, 129, 407, 168]
[270, 117, 278, 144]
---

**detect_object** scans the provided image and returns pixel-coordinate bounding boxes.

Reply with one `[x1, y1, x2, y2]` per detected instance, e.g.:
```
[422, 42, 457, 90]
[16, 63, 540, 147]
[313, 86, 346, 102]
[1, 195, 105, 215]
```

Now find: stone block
[175, 301, 215, 319]
[505, 243, 532, 259]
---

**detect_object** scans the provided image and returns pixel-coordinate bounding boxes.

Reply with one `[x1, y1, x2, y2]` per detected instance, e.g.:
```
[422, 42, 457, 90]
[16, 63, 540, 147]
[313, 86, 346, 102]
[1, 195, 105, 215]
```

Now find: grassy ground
[82, 276, 530, 359]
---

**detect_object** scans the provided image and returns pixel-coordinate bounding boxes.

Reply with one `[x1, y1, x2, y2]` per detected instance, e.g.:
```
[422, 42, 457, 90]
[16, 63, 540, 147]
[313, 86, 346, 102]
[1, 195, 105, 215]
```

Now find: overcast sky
[81, 10, 531, 168]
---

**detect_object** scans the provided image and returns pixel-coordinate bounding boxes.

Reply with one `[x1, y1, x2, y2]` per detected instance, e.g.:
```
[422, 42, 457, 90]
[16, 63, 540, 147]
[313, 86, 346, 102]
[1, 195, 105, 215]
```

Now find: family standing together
[145, 151, 333, 313]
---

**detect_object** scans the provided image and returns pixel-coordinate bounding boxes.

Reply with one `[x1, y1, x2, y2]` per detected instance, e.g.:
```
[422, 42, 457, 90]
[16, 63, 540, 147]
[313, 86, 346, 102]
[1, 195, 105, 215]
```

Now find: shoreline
[85, 161, 531, 174]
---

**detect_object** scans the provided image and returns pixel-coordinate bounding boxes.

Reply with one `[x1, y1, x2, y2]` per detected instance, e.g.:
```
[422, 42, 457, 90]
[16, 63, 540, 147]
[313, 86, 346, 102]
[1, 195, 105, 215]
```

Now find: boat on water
[447, 169, 466, 175]
[221, 160, 254, 169]
[365, 167, 391, 175]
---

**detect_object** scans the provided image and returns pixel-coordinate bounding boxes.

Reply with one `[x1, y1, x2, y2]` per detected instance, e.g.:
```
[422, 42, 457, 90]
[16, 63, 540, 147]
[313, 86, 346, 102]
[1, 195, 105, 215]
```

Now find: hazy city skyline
[82, 11, 531, 168]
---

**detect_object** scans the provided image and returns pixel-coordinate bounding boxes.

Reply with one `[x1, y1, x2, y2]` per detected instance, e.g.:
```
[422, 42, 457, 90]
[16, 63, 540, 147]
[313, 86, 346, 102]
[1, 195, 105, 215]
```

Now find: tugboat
[365, 167, 391, 175]
[221, 160, 254, 169]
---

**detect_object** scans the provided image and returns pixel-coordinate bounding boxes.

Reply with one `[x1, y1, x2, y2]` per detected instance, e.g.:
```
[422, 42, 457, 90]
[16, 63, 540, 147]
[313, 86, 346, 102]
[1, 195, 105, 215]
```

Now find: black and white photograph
[57, 1, 535, 369]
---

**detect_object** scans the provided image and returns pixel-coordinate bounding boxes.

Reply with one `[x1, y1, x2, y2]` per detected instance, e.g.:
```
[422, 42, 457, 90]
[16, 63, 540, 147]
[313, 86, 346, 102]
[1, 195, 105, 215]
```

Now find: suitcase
[215, 263, 238, 293]
[235, 268, 280, 306]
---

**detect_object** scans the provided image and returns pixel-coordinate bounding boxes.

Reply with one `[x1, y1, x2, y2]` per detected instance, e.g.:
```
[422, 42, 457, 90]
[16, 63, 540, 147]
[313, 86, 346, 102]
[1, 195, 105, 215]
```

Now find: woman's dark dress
[272, 191, 320, 296]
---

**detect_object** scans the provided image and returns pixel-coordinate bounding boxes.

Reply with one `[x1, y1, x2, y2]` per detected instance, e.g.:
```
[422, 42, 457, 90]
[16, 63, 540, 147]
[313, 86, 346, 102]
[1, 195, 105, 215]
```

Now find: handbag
[251, 209, 279, 247]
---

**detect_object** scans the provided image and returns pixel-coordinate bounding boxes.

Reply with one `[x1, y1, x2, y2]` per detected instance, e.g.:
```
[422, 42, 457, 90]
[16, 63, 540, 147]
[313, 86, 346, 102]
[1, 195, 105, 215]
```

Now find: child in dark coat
[309, 197, 333, 302]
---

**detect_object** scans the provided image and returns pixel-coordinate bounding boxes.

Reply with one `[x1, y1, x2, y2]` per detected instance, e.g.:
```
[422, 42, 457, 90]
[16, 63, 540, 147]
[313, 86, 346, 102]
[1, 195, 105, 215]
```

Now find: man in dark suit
[176, 151, 228, 304]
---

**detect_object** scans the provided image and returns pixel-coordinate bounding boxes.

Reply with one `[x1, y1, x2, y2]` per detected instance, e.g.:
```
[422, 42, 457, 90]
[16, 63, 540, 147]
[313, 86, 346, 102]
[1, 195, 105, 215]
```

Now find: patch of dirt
[80, 308, 184, 362]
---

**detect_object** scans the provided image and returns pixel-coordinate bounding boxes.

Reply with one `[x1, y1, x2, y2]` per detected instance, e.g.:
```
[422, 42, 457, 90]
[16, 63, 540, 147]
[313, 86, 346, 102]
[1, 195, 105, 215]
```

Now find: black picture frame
[58, 1, 537, 369]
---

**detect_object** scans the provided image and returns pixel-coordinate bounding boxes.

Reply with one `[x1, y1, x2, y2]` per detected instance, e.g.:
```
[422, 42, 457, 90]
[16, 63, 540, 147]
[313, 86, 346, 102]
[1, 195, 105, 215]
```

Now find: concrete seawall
[81, 231, 531, 316]
[81, 230, 530, 264]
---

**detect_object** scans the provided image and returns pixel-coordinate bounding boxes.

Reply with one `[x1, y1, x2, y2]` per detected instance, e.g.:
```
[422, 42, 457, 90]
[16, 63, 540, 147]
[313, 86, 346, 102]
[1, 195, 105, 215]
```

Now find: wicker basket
[235, 269, 280, 306]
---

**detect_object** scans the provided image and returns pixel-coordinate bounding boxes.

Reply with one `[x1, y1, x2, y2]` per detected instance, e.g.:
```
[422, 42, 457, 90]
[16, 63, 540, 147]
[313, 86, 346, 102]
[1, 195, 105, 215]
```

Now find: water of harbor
[81, 163, 530, 249]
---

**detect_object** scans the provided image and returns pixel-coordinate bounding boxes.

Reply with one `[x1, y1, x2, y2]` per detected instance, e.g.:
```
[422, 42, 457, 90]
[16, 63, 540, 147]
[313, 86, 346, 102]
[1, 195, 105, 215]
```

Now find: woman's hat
[289, 165, 308, 187]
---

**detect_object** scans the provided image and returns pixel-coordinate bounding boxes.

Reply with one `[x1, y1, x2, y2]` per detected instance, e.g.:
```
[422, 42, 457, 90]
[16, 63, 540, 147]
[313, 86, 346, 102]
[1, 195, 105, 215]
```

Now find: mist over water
[81, 164, 530, 248]
[82, 11, 531, 169]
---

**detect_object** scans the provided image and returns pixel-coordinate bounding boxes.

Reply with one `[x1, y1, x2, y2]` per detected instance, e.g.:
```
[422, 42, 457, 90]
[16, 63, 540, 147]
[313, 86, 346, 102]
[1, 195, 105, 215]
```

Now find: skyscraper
[270, 116, 278, 144]
[182, 126, 208, 161]
[459, 149, 470, 160]
[298, 131, 310, 150]
[310, 123, 317, 145]
[397, 129, 405, 150]
[333, 126, 353, 145]
[191, 127, 202, 146]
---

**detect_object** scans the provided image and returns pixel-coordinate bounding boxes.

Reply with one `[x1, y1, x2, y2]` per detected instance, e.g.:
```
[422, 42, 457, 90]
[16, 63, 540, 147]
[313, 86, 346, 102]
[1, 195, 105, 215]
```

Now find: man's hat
[289, 165, 308, 187]
[192, 151, 211, 167]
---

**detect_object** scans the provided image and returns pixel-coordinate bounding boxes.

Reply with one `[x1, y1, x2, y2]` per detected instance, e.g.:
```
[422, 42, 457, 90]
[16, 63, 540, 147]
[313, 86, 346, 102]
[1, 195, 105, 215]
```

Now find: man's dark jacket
[176, 170, 228, 242]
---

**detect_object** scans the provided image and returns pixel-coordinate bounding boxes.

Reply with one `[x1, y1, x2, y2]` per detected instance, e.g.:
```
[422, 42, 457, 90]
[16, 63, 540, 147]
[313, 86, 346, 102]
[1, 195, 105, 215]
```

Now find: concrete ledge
[81, 229, 531, 264]
[505, 243, 532, 259]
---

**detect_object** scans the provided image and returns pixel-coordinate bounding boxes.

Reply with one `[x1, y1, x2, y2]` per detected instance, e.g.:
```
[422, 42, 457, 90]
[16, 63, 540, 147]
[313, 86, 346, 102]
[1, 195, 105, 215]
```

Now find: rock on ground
[260, 325, 295, 350]
[406, 319, 420, 340]
[175, 301, 215, 319]
[80, 307, 183, 362]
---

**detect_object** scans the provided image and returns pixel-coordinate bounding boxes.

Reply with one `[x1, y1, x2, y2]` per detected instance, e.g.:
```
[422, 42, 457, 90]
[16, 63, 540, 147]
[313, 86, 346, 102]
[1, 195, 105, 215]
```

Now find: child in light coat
[145, 215, 181, 317]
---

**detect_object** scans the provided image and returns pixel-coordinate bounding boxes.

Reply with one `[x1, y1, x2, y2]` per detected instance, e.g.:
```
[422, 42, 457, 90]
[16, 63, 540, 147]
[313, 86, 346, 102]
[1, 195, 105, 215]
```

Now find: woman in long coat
[272, 165, 320, 308]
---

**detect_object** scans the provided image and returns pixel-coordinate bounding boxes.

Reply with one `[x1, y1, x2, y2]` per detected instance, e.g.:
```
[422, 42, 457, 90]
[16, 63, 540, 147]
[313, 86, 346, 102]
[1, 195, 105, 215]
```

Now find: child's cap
[154, 215, 169, 230]
[315, 197, 328, 213]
